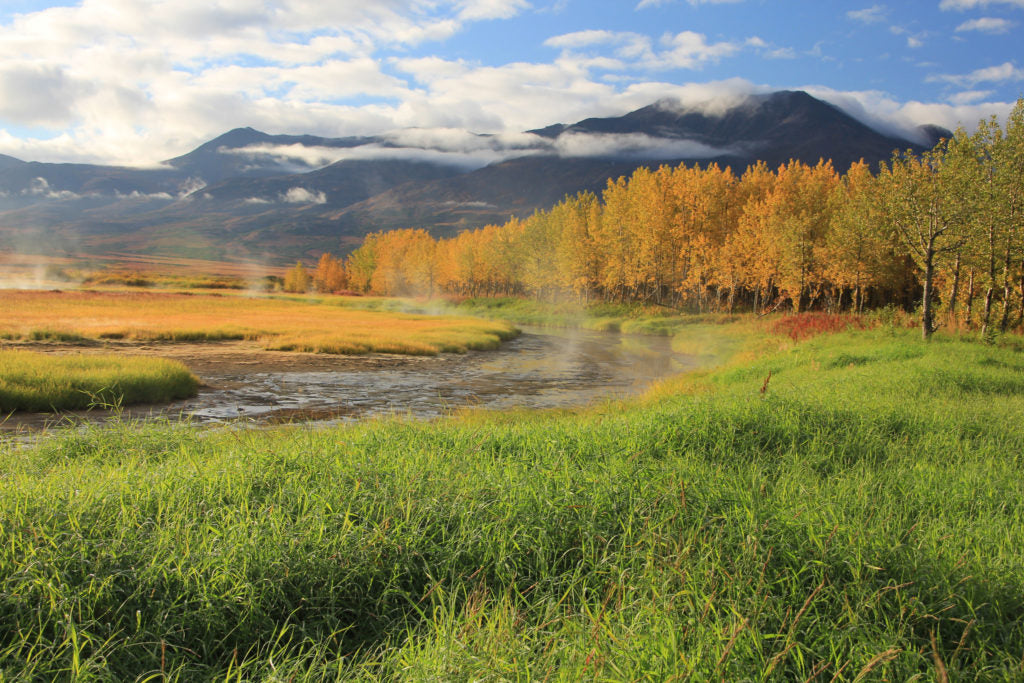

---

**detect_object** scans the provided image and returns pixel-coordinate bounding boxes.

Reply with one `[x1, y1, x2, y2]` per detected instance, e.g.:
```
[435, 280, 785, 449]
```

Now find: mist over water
[3, 328, 695, 434]
[186, 328, 692, 424]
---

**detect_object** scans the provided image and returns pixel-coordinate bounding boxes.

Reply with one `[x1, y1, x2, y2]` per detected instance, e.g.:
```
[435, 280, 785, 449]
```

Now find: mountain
[0, 91, 950, 263]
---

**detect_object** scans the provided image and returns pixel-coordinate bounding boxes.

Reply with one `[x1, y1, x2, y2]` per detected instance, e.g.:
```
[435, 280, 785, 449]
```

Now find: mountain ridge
[0, 90, 950, 263]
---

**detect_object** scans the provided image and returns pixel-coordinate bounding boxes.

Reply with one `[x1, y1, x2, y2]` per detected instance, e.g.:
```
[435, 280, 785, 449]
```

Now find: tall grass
[0, 290, 518, 356]
[0, 328, 1022, 679]
[0, 350, 198, 412]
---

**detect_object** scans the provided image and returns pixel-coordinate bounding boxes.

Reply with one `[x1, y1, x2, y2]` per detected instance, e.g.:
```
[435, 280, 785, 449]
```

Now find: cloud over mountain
[0, 2, 1013, 167]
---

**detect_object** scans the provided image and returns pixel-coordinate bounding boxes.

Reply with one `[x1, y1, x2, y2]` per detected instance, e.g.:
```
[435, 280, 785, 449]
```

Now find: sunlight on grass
[0, 350, 198, 411]
[0, 290, 518, 355]
[0, 327, 1021, 679]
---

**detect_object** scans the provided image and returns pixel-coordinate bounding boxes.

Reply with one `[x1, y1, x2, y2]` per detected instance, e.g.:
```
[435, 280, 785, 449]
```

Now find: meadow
[0, 290, 518, 356]
[1, 321, 1022, 680]
[0, 350, 198, 412]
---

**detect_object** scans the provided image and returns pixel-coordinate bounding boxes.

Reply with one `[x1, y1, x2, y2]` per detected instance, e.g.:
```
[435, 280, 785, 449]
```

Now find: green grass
[0, 350, 199, 412]
[345, 295, 745, 336]
[0, 327, 1022, 679]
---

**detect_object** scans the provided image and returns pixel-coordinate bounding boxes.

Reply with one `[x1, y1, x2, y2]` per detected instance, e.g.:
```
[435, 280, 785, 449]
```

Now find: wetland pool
[2, 327, 696, 434]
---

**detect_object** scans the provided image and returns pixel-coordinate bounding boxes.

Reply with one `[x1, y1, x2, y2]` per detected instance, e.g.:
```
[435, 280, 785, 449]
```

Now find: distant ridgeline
[0, 90, 946, 263]
[324, 98, 1023, 339]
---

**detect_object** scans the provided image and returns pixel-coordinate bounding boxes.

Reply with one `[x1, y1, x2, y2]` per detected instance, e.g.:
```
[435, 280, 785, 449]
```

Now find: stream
[2, 327, 696, 434]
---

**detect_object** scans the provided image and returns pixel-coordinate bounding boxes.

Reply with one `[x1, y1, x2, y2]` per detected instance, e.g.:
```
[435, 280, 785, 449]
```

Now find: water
[2, 328, 695, 434]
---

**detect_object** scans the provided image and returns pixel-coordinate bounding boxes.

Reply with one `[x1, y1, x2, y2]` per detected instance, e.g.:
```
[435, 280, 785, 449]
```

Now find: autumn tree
[369, 228, 438, 296]
[1001, 99, 1024, 329]
[346, 233, 379, 293]
[673, 163, 739, 310]
[823, 161, 895, 312]
[878, 143, 970, 338]
[313, 252, 348, 293]
[554, 191, 603, 301]
[732, 162, 783, 312]
[971, 100, 1024, 332]
[283, 261, 311, 293]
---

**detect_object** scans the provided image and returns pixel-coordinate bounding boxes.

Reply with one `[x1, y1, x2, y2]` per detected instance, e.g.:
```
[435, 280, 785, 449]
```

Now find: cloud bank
[0, 1, 1014, 167]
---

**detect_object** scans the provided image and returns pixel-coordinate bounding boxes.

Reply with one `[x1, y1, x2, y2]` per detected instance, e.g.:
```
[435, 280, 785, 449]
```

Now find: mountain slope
[0, 91, 949, 263]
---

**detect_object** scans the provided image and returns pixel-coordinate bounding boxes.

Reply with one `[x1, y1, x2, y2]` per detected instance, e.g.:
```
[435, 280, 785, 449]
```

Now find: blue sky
[0, 0, 1020, 165]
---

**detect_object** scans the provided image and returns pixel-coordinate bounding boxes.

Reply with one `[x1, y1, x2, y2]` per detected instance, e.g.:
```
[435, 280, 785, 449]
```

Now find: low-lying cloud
[553, 132, 733, 160]
[227, 135, 549, 171]
[282, 187, 327, 204]
[26, 177, 84, 201]
[227, 122, 740, 170]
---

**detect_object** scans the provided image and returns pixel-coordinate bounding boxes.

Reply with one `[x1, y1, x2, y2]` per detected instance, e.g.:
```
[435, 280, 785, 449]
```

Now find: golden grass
[0, 290, 518, 356]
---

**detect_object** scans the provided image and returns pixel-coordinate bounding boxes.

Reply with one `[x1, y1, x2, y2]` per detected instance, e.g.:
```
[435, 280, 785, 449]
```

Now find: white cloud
[804, 85, 1017, 141]
[0, 0, 532, 165]
[847, 5, 888, 23]
[547, 29, 782, 72]
[25, 177, 84, 200]
[949, 89, 995, 104]
[955, 17, 1015, 33]
[545, 30, 623, 49]
[115, 190, 175, 200]
[456, 0, 531, 21]
[383, 127, 544, 152]
[0, 64, 88, 126]
[940, 0, 1024, 9]
[928, 61, 1024, 87]
[657, 31, 741, 69]
[282, 187, 327, 204]
[229, 141, 537, 169]
[637, 0, 744, 7]
[553, 132, 732, 159]
[0, 0, 1012, 172]
[907, 36, 924, 47]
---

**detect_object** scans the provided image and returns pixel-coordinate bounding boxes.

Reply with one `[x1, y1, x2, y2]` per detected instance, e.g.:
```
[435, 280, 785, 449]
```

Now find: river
[2, 327, 695, 434]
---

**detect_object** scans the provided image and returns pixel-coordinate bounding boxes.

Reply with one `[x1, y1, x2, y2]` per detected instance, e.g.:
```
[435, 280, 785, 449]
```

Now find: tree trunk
[1000, 243, 1014, 331]
[965, 269, 975, 328]
[1015, 261, 1024, 329]
[948, 252, 961, 326]
[982, 287, 994, 335]
[1000, 280, 1013, 331]
[922, 240, 937, 339]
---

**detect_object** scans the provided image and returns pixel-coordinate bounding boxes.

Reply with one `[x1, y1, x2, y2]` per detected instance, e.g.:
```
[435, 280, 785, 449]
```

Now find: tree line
[286, 99, 1023, 338]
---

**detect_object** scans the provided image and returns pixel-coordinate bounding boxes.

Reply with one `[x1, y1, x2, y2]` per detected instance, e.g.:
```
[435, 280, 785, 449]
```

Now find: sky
[0, 0, 1020, 166]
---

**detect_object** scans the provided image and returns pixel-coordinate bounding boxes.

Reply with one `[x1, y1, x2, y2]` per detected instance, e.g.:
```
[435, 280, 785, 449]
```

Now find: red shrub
[769, 313, 871, 341]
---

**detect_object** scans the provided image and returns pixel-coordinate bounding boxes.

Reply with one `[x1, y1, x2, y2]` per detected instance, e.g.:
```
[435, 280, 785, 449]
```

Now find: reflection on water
[4, 328, 695, 433]
[184, 328, 693, 424]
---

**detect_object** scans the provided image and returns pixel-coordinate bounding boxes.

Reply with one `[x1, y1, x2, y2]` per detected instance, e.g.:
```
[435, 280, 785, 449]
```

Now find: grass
[0, 324, 1022, 679]
[0, 350, 198, 412]
[343, 295, 749, 337]
[0, 290, 518, 356]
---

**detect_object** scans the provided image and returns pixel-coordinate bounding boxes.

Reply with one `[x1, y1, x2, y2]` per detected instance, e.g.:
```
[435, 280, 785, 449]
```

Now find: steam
[0, 262, 82, 290]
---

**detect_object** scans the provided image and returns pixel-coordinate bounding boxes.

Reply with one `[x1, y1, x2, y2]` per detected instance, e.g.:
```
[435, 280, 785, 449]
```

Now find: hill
[0, 91, 948, 263]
